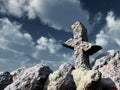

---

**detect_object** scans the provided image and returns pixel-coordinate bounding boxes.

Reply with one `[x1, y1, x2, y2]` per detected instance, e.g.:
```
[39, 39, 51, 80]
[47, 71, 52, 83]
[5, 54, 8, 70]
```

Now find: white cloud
[95, 11, 120, 51]
[0, 0, 27, 17]
[0, 17, 36, 71]
[0, 18, 73, 71]
[0, 0, 91, 32]
[36, 37, 48, 50]
[36, 36, 62, 54]
[0, 18, 35, 54]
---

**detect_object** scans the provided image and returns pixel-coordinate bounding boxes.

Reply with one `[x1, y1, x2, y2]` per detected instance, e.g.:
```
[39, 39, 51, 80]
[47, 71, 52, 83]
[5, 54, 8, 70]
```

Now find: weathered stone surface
[0, 72, 13, 90]
[71, 67, 102, 90]
[92, 50, 117, 70]
[63, 38, 74, 49]
[58, 63, 75, 75]
[62, 21, 103, 90]
[5, 64, 52, 90]
[93, 50, 120, 90]
[44, 63, 76, 90]
[63, 21, 102, 69]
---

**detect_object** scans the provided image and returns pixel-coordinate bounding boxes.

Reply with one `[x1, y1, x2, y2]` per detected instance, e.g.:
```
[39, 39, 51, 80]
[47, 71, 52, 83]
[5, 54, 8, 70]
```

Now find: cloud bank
[95, 11, 120, 51]
[0, 18, 73, 71]
[0, 0, 91, 32]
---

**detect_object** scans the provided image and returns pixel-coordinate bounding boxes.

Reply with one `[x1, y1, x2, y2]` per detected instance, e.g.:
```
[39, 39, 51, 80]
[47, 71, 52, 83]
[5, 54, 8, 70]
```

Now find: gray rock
[44, 63, 76, 90]
[93, 50, 120, 89]
[58, 63, 75, 75]
[5, 64, 52, 90]
[0, 71, 13, 90]
[92, 50, 118, 70]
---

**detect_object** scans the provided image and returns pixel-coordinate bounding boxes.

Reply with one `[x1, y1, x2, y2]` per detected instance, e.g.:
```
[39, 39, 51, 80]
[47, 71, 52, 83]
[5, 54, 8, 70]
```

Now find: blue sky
[0, 0, 120, 71]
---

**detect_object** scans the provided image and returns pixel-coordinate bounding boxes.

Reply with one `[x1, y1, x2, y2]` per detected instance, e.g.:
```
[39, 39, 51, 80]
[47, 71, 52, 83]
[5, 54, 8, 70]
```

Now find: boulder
[5, 64, 52, 90]
[58, 63, 75, 75]
[92, 50, 117, 70]
[0, 71, 13, 90]
[71, 67, 102, 90]
[93, 50, 120, 90]
[44, 63, 76, 90]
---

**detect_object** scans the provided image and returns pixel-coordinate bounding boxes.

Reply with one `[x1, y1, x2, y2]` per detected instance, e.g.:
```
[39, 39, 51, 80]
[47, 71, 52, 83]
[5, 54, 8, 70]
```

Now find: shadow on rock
[101, 78, 117, 90]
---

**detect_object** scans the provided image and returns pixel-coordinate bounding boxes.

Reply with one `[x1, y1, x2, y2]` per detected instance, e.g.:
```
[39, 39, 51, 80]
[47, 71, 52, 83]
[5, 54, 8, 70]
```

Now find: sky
[0, 0, 120, 71]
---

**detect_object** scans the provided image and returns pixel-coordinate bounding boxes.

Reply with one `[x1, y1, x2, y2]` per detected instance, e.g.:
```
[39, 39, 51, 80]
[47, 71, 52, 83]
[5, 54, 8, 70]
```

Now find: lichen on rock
[49, 71, 61, 81]
[71, 67, 102, 90]
[44, 63, 76, 90]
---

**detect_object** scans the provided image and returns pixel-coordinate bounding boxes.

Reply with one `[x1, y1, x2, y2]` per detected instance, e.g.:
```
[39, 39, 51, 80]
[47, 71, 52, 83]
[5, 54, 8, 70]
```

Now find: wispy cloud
[95, 11, 120, 51]
[0, 17, 36, 71]
[92, 12, 103, 26]
[0, 0, 91, 32]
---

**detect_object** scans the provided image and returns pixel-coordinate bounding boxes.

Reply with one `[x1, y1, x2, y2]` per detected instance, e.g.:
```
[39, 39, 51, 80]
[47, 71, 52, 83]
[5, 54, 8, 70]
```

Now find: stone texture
[62, 21, 103, 90]
[58, 63, 75, 75]
[93, 50, 120, 90]
[5, 64, 52, 90]
[71, 67, 102, 90]
[44, 63, 76, 90]
[63, 21, 102, 69]
[92, 50, 117, 70]
[0, 72, 13, 90]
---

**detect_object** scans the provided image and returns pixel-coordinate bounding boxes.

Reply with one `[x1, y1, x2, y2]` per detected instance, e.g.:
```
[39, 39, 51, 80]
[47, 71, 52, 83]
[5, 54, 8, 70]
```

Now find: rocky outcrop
[92, 50, 118, 70]
[44, 63, 76, 90]
[44, 63, 102, 90]
[5, 64, 52, 90]
[0, 72, 13, 90]
[93, 50, 120, 90]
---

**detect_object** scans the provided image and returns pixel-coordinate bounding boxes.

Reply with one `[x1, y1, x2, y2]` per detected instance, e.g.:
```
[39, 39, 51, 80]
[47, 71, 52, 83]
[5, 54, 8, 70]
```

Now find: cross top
[63, 21, 102, 69]
[71, 21, 88, 41]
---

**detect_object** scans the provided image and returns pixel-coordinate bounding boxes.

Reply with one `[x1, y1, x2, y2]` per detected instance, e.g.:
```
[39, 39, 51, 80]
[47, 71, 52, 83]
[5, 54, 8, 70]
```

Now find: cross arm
[81, 41, 102, 55]
[62, 38, 74, 50]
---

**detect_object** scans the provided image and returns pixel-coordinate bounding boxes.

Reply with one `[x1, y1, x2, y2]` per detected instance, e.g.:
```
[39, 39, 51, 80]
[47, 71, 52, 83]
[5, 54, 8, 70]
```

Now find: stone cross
[63, 21, 102, 69]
